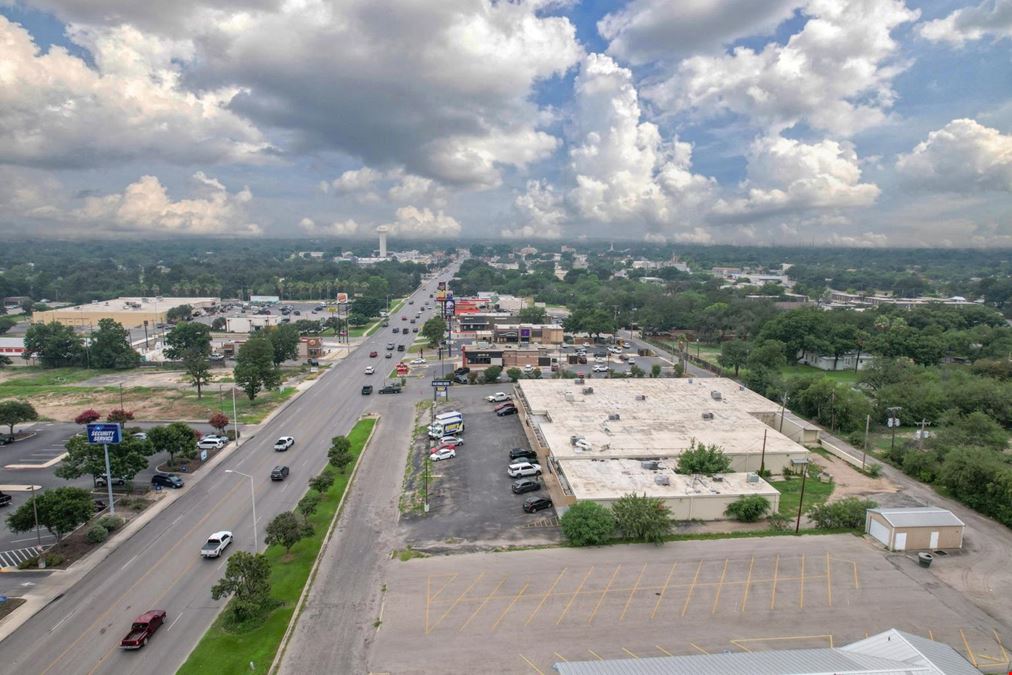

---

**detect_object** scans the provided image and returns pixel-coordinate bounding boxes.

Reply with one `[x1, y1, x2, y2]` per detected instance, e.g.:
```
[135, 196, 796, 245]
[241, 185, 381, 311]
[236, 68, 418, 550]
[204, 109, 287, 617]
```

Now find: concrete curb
[268, 414, 380, 675]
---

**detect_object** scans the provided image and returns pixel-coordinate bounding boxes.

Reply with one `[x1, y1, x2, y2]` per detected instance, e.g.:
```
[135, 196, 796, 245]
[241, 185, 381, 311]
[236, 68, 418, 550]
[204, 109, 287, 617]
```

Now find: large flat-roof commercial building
[33, 297, 219, 328]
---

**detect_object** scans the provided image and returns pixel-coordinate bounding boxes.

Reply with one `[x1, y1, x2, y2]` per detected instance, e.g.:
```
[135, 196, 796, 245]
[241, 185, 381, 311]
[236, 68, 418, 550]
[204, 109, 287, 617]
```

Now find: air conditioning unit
[635, 394, 646, 401]
[746, 472, 760, 483]
[608, 413, 620, 421]
[575, 378, 584, 385]
[582, 387, 594, 395]
[710, 390, 722, 400]
[701, 412, 714, 420]
[641, 460, 659, 470]
[564, 392, 574, 402]
[654, 474, 671, 486]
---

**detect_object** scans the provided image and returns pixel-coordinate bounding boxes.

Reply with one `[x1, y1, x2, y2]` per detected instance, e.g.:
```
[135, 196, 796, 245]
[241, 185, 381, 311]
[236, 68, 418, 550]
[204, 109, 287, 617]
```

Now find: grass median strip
[178, 416, 377, 675]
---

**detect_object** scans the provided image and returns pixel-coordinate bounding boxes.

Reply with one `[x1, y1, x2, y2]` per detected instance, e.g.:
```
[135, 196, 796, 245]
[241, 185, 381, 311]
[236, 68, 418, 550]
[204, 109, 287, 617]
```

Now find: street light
[224, 470, 258, 553]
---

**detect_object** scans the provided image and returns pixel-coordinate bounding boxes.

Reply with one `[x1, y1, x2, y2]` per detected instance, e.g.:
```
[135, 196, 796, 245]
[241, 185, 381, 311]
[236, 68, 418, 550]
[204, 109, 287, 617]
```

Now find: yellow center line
[622, 648, 639, 659]
[690, 642, 710, 654]
[425, 576, 431, 635]
[681, 560, 703, 617]
[459, 576, 507, 632]
[655, 645, 673, 656]
[620, 563, 647, 622]
[852, 560, 860, 589]
[825, 552, 832, 607]
[430, 572, 484, 633]
[961, 629, 979, 667]
[492, 581, 529, 631]
[711, 559, 729, 615]
[928, 629, 934, 641]
[740, 556, 755, 612]
[651, 561, 678, 620]
[588, 565, 621, 624]
[799, 554, 806, 609]
[525, 568, 567, 625]
[553, 652, 568, 662]
[556, 566, 594, 625]
[770, 554, 780, 610]
[519, 654, 545, 674]
[588, 650, 604, 661]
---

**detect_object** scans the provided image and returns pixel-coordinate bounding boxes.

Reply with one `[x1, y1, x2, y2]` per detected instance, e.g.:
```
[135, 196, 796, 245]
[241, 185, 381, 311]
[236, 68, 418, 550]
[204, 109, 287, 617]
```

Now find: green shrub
[806, 497, 877, 529]
[308, 471, 335, 492]
[724, 495, 772, 522]
[864, 463, 883, 478]
[902, 450, 940, 483]
[97, 515, 125, 532]
[560, 502, 615, 546]
[86, 524, 109, 544]
[18, 552, 66, 569]
[675, 440, 732, 475]
[612, 493, 672, 543]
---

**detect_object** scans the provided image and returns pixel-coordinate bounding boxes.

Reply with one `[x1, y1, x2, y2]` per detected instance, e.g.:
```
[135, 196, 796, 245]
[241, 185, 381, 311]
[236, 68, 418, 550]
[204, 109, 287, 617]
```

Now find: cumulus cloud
[385, 206, 462, 238]
[15, 0, 283, 34]
[918, 0, 1012, 46]
[599, 0, 800, 64]
[896, 119, 1012, 193]
[299, 217, 360, 236]
[645, 0, 919, 136]
[713, 135, 880, 217]
[324, 167, 449, 207]
[0, 17, 270, 169]
[502, 179, 565, 239]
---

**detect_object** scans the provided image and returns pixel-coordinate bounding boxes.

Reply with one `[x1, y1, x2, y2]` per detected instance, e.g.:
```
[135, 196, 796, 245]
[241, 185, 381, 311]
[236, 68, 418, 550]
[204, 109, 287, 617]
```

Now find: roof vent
[641, 460, 659, 470]
[608, 413, 620, 421]
[711, 475, 724, 482]
[654, 474, 670, 486]
[635, 394, 646, 401]
[575, 378, 584, 385]
[688, 378, 693, 384]
[746, 472, 759, 483]
[710, 390, 722, 400]
[582, 387, 594, 395]
[701, 412, 714, 420]
[564, 392, 574, 402]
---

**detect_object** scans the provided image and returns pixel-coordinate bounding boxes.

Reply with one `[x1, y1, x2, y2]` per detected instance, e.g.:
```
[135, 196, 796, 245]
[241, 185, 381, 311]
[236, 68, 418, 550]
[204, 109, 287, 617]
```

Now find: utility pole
[119, 383, 124, 411]
[232, 386, 240, 444]
[779, 394, 789, 433]
[917, 418, 929, 451]
[759, 428, 767, 475]
[862, 414, 870, 470]
[29, 483, 41, 549]
[795, 461, 809, 534]
[887, 406, 902, 453]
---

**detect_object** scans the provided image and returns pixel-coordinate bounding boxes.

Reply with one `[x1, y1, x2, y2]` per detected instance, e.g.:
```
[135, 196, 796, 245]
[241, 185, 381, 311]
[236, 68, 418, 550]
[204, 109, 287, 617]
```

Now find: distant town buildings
[823, 289, 980, 310]
[32, 297, 219, 328]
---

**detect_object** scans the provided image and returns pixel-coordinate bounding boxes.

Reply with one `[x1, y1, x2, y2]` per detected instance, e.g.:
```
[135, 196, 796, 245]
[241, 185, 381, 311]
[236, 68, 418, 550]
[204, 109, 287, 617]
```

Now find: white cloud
[646, 0, 919, 136]
[385, 206, 462, 238]
[599, 0, 800, 64]
[714, 135, 879, 217]
[299, 217, 360, 236]
[826, 231, 889, 247]
[896, 119, 1012, 193]
[0, 17, 270, 169]
[15, 0, 284, 34]
[329, 168, 383, 194]
[918, 0, 1012, 46]
[503, 179, 565, 239]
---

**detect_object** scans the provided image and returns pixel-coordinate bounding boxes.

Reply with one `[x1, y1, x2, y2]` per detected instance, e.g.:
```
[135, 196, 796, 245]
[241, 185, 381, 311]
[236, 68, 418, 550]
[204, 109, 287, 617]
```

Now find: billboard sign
[520, 327, 532, 341]
[431, 379, 451, 387]
[86, 423, 122, 445]
[444, 298, 456, 317]
[336, 292, 349, 304]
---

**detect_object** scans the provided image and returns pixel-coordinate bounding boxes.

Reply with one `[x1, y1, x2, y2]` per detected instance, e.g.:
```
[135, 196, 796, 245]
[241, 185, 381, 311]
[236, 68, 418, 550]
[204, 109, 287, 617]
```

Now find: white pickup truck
[486, 392, 511, 403]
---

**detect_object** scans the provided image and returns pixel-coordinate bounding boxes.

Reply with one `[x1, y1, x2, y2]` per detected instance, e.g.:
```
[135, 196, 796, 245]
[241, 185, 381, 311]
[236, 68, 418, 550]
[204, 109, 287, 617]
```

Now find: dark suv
[151, 473, 184, 489]
[362, 384, 374, 395]
[270, 466, 290, 481]
[379, 384, 402, 394]
[511, 478, 540, 494]
[509, 447, 537, 462]
[523, 496, 553, 513]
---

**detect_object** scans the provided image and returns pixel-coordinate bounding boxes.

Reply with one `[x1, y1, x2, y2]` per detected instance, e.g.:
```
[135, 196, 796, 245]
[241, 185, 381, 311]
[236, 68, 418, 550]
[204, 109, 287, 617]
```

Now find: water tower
[376, 225, 390, 258]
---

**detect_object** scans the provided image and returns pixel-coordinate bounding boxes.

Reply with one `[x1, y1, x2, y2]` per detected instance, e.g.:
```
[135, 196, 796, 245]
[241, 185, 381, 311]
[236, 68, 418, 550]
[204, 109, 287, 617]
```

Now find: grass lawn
[178, 417, 376, 675]
[779, 364, 860, 384]
[0, 367, 114, 397]
[770, 475, 835, 518]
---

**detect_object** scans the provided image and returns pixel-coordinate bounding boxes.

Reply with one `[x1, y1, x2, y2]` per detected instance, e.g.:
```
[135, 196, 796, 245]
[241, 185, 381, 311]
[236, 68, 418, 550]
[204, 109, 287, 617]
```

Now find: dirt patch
[25, 388, 223, 422]
[0, 598, 26, 622]
[809, 451, 899, 501]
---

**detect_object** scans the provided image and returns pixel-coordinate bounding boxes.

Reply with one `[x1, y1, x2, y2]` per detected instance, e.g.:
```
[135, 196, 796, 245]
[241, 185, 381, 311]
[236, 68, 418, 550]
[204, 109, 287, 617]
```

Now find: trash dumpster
[918, 552, 933, 568]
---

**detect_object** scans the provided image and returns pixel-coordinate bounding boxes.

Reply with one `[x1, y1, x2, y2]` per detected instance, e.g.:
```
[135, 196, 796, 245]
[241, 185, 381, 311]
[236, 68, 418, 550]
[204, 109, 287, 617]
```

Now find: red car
[369, 351, 378, 357]
[401, 316, 407, 321]
[120, 609, 166, 649]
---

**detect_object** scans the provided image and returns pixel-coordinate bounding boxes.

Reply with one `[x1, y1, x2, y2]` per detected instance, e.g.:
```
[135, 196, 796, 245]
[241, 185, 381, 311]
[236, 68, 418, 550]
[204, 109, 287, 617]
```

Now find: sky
[0, 0, 1010, 246]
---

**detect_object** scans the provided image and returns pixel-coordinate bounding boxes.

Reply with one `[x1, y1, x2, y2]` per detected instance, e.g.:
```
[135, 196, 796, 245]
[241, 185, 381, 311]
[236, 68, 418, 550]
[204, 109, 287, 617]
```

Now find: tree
[297, 493, 321, 519]
[210, 551, 274, 622]
[208, 412, 229, 435]
[560, 501, 615, 546]
[611, 493, 672, 543]
[482, 366, 502, 384]
[264, 324, 300, 366]
[74, 409, 102, 425]
[746, 339, 787, 372]
[650, 364, 662, 378]
[421, 316, 447, 347]
[516, 306, 548, 323]
[718, 340, 749, 376]
[147, 422, 198, 464]
[165, 304, 193, 324]
[89, 319, 141, 369]
[675, 440, 732, 475]
[506, 367, 522, 383]
[5, 487, 94, 541]
[55, 434, 154, 483]
[629, 364, 645, 378]
[182, 347, 212, 399]
[328, 435, 354, 473]
[24, 322, 84, 368]
[106, 409, 134, 425]
[0, 316, 17, 335]
[807, 497, 877, 529]
[0, 400, 38, 437]
[163, 322, 211, 360]
[264, 511, 312, 553]
[234, 335, 281, 401]
[308, 471, 335, 493]
[0, 354, 11, 368]
[211, 317, 226, 331]
[724, 495, 772, 522]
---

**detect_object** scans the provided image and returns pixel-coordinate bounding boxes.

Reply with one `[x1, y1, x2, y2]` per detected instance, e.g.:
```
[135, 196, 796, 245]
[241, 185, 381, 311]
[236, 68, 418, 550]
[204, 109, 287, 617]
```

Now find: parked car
[273, 436, 295, 451]
[592, 364, 609, 373]
[410, 357, 427, 365]
[94, 474, 128, 487]
[196, 437, 224, 451]
[507, 462, 542, 478]
[0, 435, 13, 445]
[132, 432, 148, 441]
[151, 473, 183, 489]
[379, 384, 402, 394]
[397, 344, 406, 352]
[511, 478, 541, 494]
[362, 384, 374, 395]
[370, 351, 378, 357]
[386, 343, 395, 350]
[523, 496, 553, 513]
[201, 434, 228, 444]
[509, 447, 537, 461]
[120, 610, 166, 649]
[439, 436, 464, 448]
[0, 491, 11, 507]
[486, 392, 511, 403]
[201, 531, 233, 558]
[365, 366, 375, 375]
[270, 465, 290, 481]
[454, 367, 470, 376]
[392, 327, 399, 334]
[494, 401, 515, 412]
[522, 365, 534, 373]
[496, 405, 518, 417]
[429, 447, 456, 461]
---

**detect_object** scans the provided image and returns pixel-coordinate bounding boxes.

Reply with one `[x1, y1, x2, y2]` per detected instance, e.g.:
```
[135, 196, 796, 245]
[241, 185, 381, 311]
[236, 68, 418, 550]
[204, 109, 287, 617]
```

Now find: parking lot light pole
[225, 470, 257, 553]
[103, 441, 115, 515]
[29, 484, 41, 549]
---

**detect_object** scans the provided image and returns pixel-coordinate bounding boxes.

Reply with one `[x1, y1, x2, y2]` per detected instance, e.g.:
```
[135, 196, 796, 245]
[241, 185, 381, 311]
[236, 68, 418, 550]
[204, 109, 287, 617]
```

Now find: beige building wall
[867, 512, 964, 551]
[34, 297, 218, 329]
[588, 492, 781, 521]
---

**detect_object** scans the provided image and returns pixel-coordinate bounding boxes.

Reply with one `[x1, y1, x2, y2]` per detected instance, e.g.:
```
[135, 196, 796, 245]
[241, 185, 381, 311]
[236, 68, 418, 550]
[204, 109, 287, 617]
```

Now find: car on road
[486, 392, 511, 403]
[379, 384, 402, 394]
[365, 366, 375, 375]
[507, 461, 542, 478]
[370, 351, 378, 357]
[362, 384, 374, 395]
[0, 491, 11, 507]
[511, 477, 541, 494]
[410, 357, 427, 365]
[509, 447, 537, 461]
[201, 531, 233, 558]
[0, 435, 13, 445]
[408, 300, 414, 304]
[496, 405, 518, 416]
[410, 319, 416, 324]
[386, 343, 395, 350]
[274, 436, 295, 451]
[392, 327, 399, 334]
[270, 465, 290, 481]
[151, 473, 183, 489]
[384, 352, 392, 358]
[439, 436, 463, 448]
[120, 610, 166, 650]
[397, 344, 406, 352]
[523, 496, 553, 513]
[412, 327, 419, 333]
[401, 316, 407, 321]
[592, 364, 609, 373]
[429, 447, 456, 461]
[197, 437, 224, 450]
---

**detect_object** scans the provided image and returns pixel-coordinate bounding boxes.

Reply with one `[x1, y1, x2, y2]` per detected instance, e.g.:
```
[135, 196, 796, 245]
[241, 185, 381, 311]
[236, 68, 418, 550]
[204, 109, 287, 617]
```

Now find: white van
[434, 411, 463, 423]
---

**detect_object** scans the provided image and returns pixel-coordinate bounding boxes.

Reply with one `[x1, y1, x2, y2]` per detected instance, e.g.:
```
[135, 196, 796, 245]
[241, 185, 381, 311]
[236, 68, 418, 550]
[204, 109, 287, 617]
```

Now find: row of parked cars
[485, 397, 552, 514]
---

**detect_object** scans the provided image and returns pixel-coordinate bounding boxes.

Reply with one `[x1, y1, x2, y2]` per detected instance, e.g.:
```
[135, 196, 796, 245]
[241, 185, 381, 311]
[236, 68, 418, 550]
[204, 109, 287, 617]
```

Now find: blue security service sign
[86, 423, 122, 445]
[431, 379, 451, 387]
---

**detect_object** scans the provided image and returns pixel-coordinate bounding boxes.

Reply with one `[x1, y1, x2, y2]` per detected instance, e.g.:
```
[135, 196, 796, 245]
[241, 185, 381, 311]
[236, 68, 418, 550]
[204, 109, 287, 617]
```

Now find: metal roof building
[866, 507, 965, 552]
[553, 629, 979, 674]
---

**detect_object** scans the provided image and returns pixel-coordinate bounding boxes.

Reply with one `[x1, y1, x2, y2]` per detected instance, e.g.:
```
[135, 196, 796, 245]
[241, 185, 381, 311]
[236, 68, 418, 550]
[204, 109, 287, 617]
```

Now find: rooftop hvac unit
[564, 392, 574, 402]
[746, 472, 760, 483]
[641, 460, 659, 470]
[575, 378, 584, 385]
[710, 390, 722, 400]
[688, 378, 693, 384]
[608, 413, 620, 421]
[582, 387, 594, 395]
[654, 474, 671, 486]
[711, 475, 724, 482]
[701, 412, 714, 420]
[635, 394, 646, 401]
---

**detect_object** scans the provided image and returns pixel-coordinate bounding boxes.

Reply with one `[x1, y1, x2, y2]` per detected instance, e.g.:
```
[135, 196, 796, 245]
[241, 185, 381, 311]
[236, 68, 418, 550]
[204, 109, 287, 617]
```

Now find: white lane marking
[120, 553, 140, 571]
[171, 514, 184, 526]
[166, 612, 184, 631]
[50, 614, 72, 632]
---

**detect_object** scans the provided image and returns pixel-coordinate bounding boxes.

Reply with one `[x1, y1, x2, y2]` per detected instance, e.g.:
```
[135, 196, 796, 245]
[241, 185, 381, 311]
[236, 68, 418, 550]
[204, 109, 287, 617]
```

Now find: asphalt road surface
[0, 271, 453, 675]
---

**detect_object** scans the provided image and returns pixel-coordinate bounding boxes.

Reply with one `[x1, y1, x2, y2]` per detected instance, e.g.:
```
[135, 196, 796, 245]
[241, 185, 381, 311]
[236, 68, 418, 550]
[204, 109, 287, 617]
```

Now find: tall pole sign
[87, 423, 122, 515]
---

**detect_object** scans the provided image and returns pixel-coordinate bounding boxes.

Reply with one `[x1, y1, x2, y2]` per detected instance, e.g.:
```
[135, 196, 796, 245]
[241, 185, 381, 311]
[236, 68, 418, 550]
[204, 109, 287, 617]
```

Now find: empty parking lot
[369, 534, 1010, 673]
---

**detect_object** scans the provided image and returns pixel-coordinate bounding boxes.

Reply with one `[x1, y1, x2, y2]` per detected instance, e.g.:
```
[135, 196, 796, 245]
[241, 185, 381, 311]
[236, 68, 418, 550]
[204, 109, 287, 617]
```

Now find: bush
[676, 440, 732, 475]
[560, 501, 615, 546]
[611, 493, 672, 543]
[482, 366, 502, 384]
[901, 449, 941, 483]
[297, 492, 321, 519]
[806, 497, 877, 529]
[767, 512, 790, 531]
[506, 367, 522, 383]
[864, 463, 883, 478]
[18, 552, 65, 569]
[97, 515, 124, 532]
[86, 524, 109, 544]
[308, 471, 335, 493]
[724, 495, 771, 522]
